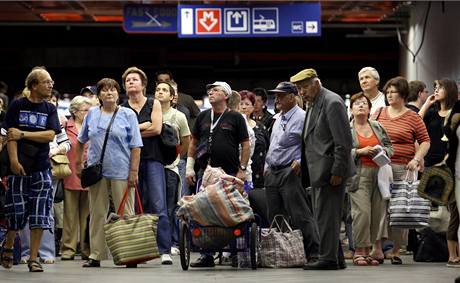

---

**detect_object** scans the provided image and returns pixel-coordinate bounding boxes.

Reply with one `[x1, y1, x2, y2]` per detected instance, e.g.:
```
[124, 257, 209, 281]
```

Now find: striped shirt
[373, 107, 430, 165]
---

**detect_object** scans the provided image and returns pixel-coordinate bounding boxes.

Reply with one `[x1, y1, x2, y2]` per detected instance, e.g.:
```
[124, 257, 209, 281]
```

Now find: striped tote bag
[104, 184, 160, 266]
[389, 171, 431, 229]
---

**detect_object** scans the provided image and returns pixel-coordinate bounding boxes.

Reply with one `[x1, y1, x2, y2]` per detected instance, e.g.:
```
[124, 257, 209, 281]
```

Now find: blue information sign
[123, 5, 177, 34]
[178, 3, 321, 38]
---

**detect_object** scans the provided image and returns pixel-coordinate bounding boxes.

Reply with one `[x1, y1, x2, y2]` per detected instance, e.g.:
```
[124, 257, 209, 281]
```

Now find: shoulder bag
[160, 110, 179, 165]
[80, 107, 119, 188]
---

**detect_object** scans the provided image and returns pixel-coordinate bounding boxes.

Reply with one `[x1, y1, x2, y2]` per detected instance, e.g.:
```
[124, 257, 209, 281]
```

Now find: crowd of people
[0, 65, 459, 275]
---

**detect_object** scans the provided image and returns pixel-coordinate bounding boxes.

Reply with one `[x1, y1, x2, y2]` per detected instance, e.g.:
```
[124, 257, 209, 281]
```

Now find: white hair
[358, 67, 380, 82]
[69, 95, 92, 116]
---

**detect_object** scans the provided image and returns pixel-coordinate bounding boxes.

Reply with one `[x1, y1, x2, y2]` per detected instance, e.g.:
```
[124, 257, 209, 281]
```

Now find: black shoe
[81, 255, 89, 261]
[190, 255, 215, 268]
[307, 257, 319, 264]
[231, 255, 238, 268]
[82, 259, 100, 268]
[303, 260, 339, 270]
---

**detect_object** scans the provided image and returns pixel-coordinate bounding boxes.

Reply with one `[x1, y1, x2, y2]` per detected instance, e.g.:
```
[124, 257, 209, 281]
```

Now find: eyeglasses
[40, 80, 55, 86]
[353, 100, 368, 106]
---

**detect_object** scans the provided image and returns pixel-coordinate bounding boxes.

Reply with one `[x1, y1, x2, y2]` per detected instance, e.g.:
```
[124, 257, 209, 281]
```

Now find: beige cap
[290, 68, 318, 83]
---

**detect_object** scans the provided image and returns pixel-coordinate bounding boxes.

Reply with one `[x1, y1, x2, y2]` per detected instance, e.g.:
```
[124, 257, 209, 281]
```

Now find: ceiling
[0, 1, 411, 27]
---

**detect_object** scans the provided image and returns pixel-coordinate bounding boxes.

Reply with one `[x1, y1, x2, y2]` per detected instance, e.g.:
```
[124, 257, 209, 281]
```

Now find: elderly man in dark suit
[291, 68, 355, 270]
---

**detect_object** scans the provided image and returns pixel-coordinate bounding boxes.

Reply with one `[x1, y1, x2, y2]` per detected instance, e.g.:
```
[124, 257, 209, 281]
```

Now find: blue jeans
[165, 169, 179, 247]
[138, 159, 171, 255]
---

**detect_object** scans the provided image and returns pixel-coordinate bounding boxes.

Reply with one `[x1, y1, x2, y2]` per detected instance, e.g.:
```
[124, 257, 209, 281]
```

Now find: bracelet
[413, 157, 420, 163]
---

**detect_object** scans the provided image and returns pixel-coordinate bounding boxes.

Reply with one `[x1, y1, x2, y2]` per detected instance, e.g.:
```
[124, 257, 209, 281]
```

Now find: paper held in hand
[372, 145, 391, 167]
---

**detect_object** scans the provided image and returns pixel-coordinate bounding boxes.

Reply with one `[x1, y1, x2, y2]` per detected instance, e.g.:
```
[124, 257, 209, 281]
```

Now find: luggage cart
[179, 217, 259, 270]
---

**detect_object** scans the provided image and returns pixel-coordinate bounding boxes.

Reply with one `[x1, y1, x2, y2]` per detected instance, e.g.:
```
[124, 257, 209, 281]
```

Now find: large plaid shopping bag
[258, 215, 305, 268]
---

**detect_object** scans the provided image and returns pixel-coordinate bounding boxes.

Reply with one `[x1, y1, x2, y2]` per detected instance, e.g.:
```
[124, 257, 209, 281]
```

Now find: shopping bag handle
[269, 214, 294, 233]
[404, 170, 418, 183]
[118, 182, 143, 216]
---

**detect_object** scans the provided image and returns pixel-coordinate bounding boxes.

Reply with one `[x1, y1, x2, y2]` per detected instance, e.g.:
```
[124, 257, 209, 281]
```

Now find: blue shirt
[78, 107, 143, 180]
[265, 105, 305, 168]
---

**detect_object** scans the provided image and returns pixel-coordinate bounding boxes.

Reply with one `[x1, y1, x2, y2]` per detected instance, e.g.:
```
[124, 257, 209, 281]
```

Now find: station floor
[0, 254, 459, 283]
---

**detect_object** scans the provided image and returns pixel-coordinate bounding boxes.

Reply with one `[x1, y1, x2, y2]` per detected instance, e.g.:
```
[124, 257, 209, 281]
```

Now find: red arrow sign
[196, 8, 221, 34]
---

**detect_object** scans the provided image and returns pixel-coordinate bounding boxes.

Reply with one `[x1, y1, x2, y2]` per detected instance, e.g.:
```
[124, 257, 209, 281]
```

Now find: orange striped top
[373, 107, 430, 165]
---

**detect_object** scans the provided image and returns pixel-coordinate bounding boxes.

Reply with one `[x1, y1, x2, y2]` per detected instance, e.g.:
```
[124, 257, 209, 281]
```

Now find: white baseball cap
[206, 81, 232, 97]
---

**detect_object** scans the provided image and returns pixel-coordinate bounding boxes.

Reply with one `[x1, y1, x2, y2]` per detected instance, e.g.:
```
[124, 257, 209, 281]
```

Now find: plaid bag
[389, 171, 431, 229]
[259, 215, 305, 268]
[104, 184, 160, 266]
[177, 166, 253, 227]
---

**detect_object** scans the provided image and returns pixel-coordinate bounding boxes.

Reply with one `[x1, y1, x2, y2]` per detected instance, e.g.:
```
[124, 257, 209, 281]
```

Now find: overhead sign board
[123, 5, 177, 33]
[178, 3, 321, 38]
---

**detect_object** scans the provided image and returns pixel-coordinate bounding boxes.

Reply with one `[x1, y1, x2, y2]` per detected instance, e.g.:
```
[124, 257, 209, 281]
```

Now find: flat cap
[290, 68, 318, 83]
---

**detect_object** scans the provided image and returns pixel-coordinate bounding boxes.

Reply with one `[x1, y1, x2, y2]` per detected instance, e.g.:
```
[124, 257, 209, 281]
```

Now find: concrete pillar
[402, 2, 460, 87]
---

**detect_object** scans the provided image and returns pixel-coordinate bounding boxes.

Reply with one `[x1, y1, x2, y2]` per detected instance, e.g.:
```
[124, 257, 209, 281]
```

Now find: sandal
[390, 256, 403, 265]
[353, 255, 368, 266]
[366, 256, 380, 266]
[0, 245, 14, 269]
[28, 259, 44, 272]
[369, 252, 385, 264]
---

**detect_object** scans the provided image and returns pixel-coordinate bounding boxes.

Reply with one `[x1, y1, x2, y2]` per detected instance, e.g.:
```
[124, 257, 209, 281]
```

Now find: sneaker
[161, 254, 173, 265]
[20, 258, 29, 264]
[190, 255, 215, 268]
[447, 260, 460, 268]
[171, 247, 180, 256]
[40, 258, 55, 264]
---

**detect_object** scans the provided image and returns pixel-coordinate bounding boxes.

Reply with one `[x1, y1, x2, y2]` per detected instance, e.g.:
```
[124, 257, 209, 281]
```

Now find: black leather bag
[80, 107, 118, 188]
[81, 162, 102, 188]
[413, 227, 448, 262]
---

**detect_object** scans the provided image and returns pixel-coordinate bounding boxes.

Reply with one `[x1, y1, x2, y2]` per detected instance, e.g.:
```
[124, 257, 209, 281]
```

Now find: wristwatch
[20, 132, 25, 139]
[239, 165, 247, 171]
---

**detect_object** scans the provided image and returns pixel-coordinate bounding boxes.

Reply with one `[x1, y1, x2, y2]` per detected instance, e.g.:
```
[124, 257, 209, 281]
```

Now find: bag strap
[375, 107, 384, 121]
[99, 107, 119, 164]
[269, 214, 294, 232]
[118, 182, 143, 216]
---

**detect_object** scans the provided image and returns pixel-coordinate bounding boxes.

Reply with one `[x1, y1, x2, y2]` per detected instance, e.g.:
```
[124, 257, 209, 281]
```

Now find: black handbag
[80, 107, 118, 188]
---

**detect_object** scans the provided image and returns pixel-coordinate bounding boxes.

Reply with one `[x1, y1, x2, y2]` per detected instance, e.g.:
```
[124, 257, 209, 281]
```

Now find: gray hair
[69, 95, 92, 117]
[358, 67, 380, 82]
